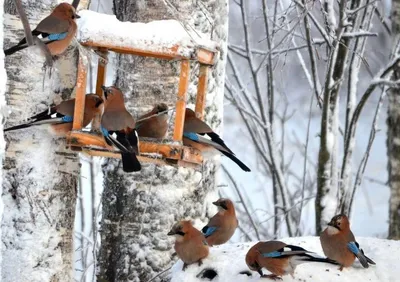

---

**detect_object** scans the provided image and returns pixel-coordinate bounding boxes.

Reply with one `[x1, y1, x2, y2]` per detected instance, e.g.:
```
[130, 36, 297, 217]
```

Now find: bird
[201, 198, 238, 246]
[4, 3, 80, 56]
[4, 94, 103, 135]
[167, 220, 209, 271]
[320, 214, 376, 270]
[135, 103, 169, 139]
[246, 240, 335, 280]
[100, 86, 141, 173]
[183, 108, 250, 172]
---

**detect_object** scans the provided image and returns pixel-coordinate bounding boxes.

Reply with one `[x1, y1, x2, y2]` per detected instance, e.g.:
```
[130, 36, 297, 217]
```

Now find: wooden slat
[81, 41, 188, 60]
[197, 48, 215, 65]
[92, 49, 108, 130]
[195, 65, 209, 120]
[72, 56, 87, 130]
[173, 60, 190, 141]
[67, 131, 203, 164]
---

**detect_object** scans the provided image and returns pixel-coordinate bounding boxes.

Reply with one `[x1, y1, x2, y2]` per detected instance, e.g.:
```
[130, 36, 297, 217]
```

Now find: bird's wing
[184, 117, 213, 134]
[35, 15, 70, 35]
[201, 226, 217, 238]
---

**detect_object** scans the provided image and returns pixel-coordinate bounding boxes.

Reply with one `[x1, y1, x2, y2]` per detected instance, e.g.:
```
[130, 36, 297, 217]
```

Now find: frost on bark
[2, 1, 88, 281]
[387, 0, 400, 240]
[98, 1, 228, 281]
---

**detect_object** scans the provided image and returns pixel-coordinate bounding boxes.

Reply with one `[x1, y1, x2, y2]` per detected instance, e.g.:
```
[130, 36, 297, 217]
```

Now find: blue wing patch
[203, 226, 217, 237]
[101, 126, 109, 137]
[48, 32, 68, 41]
[183, 132, 199, 141]
[261, 251, 282, 258]
[347, 242, 360, 255]
[61, 115, 73, 122]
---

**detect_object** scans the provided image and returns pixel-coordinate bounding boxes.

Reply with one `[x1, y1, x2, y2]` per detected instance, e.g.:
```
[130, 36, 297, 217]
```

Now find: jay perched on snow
[320, 214, 375, 270]
[201, 198, 238, 246]
[183, 108, 250, 172]
[136, 103, 169, 139]
[246, 240, 332, 280]
[4, 94, 103, 135]
[4, 3, 80, 56]
[100, 86, 141, 173]
[168, 220, 209, 271]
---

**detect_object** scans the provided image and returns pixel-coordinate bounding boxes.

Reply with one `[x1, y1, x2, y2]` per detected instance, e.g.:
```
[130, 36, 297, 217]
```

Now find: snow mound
[77, 10, 218, 57]
[171, 236, 399, 282]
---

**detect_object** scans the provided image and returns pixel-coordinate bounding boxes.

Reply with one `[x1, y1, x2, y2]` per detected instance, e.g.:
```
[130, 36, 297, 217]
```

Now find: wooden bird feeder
[66, 22, 218, 169]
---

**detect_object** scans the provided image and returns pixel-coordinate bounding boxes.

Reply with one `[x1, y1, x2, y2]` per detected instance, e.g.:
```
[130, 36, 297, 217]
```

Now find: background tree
[387, 0, 400, 240]
[2, 0, 88, 281]
[97, 1, 228, 281]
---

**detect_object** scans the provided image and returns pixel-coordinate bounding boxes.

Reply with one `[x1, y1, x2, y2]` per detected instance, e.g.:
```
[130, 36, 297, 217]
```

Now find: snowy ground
[170, 236, 399, 282]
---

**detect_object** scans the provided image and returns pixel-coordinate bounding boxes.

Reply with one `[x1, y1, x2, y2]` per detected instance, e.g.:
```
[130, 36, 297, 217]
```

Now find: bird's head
[327, 214, 350, 231]
[101, 86, 123, 101]
[212, 198, 233, 211]
[55, 3, 80, 20]
[245, 246, 263, 276]
[167, 220, 194, 239]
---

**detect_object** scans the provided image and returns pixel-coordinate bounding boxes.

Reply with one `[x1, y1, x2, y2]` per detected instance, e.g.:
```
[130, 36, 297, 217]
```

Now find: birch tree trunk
[0, 0, 7, 275]
[2, 1, 88, 281]
[387, 0, 400, 240]
[97, 1, 228, 281]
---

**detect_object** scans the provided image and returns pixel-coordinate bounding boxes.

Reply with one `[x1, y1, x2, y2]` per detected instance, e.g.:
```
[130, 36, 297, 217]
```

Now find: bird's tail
[219, 150, 251, 172]
[106, 131, 141, 172]
[4, 43, 29, 56]
[360, 249, 376, 265]
[299, 254, 339, 265]
[4, 117, 64, 132]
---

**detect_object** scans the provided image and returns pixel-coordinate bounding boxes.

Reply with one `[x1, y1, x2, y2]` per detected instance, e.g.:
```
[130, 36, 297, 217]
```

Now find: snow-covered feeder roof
[171, 236, 399, 282]
[77, 10, 218, 64]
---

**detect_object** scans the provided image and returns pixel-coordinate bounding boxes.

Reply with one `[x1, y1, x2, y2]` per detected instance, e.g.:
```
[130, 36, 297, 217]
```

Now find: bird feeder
[66, 16, 219, 169]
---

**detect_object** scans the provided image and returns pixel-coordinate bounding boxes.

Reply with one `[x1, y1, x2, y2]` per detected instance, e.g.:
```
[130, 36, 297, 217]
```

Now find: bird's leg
[198, 259, 203, 266]
[339, 265, 344, 271]
[182, 263, 188, 271]
[261, 274, 283, 280]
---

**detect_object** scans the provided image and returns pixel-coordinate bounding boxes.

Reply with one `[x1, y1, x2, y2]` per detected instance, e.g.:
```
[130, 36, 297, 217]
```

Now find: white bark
[2, 1, 88, 281]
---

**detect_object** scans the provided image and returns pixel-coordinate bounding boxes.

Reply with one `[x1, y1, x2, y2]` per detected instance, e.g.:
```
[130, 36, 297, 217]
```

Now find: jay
[136, 103, 169, 139]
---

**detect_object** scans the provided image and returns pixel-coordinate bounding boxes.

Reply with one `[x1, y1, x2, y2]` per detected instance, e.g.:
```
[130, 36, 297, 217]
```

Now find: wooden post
[72, 55, 87, 130]
[195, 64, 209, 120]
[173, 60, 190, 141]
[92, 49, 108, 130]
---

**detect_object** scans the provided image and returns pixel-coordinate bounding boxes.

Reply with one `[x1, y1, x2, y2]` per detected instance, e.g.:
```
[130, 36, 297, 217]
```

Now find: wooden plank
[197, 48, 215, 65]
[92, 49, 108, 130]
[195, 64, 209, 120]
[72, 56, 87, 130]
[173, 60, 190, 141]
[67, 131, 203, 164]
[81, 41, 189, 60]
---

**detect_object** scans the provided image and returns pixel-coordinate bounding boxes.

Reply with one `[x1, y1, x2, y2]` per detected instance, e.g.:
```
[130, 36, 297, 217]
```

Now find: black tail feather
[4, 123, 33, 132]
[207, 132, 234, 154]
[300, 255, 339, 265]
[219, 150, 251, 172]
[361, 249, 376, 265]
[121, 152, 141, 172]
[4, 107, 57, 132]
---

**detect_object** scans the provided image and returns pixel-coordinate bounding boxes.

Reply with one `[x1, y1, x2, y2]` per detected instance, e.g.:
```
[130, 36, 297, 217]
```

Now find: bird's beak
[101, 86, 108, 99]
[167, 230, 175, 236]
[327, 221, 334, 227]
[74, 13, 81, 19]
[212, 201, 220, 207]
[257, 269, 263, 276]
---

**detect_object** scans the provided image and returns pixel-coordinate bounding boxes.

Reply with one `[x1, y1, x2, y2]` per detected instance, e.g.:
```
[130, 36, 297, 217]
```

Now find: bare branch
[72, 0, 81, 9]
[14, 0, 33, 46]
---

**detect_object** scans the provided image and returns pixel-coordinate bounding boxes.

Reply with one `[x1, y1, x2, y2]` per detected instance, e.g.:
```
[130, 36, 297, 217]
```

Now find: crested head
[212, 198, 234, 211]
[101, 86, 125, 104]
[53, 3, 80, 20]
[327, 214, 350, 231]
[246, 243, 262, 273]
[167, 220, 194, 238]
